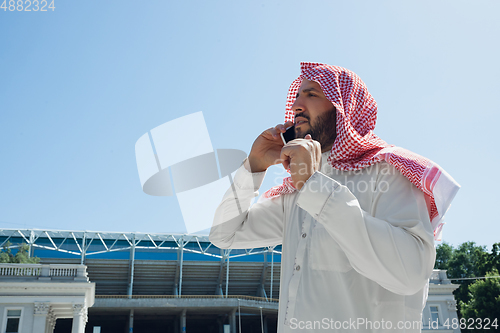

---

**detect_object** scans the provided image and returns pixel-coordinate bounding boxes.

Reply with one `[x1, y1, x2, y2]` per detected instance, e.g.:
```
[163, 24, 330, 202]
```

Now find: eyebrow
[301, 88, 321, 93]
[296, 87, 322, 97]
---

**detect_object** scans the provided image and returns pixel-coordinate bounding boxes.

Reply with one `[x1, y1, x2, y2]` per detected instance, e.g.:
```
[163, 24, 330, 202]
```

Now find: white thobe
[210, 152, 435, 332]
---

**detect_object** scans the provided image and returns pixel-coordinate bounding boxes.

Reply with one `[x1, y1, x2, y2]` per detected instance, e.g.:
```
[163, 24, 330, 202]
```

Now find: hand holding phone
[280, 125, 295, 145]
[248, 122, 294, 173]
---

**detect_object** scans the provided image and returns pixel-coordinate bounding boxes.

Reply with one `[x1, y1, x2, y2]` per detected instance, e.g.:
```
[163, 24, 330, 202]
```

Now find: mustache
[294, 113, 310, 122]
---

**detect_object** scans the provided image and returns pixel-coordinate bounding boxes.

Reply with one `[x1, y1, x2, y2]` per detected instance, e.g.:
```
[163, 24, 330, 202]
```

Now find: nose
[292, 95, 304, 114]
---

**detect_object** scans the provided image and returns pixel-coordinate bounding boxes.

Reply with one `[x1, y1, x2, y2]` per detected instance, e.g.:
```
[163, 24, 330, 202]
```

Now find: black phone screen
[281, 125, 296, 144]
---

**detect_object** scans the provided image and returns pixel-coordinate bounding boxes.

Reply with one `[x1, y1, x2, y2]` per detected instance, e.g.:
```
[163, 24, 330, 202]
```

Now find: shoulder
[371, 161, 412, 187]
[351, 161, 422, 203]
[341, 161, 406, 186]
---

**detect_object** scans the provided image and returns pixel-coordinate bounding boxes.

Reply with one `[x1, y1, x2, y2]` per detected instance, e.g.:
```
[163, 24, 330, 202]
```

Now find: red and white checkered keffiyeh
[263, 62, 460, 241]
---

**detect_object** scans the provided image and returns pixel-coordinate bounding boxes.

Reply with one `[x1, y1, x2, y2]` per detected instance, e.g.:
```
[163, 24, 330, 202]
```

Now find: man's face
[292, 79, 337, 153]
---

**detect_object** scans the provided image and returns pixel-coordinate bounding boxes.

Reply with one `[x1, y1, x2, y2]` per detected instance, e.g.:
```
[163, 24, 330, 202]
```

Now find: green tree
[0, 241, 40, 264]
[443, 242, 488, 316]
[434, 242, 453, 270]
[481, 243, 500, 276]
[446, 242, 487, 280]
[434, 242, 499, 324]
[0, 241, 15, 263]
[460, 270, 500, 332]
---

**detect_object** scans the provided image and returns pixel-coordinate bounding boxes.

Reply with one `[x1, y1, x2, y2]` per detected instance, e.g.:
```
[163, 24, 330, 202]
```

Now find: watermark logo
[289, 317, 422, 330]
[135, 112, 246, 234]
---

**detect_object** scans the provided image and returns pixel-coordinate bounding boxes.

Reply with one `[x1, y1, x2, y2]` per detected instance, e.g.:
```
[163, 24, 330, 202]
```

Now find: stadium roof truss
[0, 229, 282, 261]
[0, 229, 282, 298]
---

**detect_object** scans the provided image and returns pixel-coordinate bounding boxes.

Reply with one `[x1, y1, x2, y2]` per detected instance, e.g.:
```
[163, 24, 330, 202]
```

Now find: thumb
[305, 134, 312, 140]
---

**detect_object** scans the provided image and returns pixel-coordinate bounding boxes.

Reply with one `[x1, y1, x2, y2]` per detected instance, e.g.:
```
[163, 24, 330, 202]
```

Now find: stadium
[0, 228, 460, 333]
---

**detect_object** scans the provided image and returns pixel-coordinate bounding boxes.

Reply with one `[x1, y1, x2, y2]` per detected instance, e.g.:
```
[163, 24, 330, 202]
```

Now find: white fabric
[210, 152, 436, 333]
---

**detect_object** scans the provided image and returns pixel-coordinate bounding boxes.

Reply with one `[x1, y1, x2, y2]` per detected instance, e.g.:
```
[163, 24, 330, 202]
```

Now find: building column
[229, 308, 236, 333]
[128, 309, 134, 333]
[263, 315, 268, 333]
[71, 304, 87, 333]
[32, 303, 50, 333]
[45, 309, 57, 333]
[446, 300, 461, 333]
[179, 309, 186, 333]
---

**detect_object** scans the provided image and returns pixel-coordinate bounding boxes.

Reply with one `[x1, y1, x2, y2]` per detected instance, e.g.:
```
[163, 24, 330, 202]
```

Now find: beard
[295, 107, 337, 153]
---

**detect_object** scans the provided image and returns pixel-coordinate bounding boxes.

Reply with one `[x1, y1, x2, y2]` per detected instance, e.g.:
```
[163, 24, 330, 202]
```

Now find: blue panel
[34, 249, 81, 259]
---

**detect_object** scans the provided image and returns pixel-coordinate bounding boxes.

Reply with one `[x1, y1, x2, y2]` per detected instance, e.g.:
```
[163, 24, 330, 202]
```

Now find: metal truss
[0, 229, 282, 260]
[0, 229, 282, 297]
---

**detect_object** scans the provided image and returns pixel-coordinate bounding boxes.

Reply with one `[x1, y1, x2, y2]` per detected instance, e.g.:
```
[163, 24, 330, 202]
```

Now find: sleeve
[296, 165, 436, 295]
[209, 159, 285, 249]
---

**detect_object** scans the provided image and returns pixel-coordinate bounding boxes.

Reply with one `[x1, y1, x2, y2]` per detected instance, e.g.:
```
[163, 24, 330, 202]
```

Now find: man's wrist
[247, 155, 268, 173]
[239, 159, 267, 190]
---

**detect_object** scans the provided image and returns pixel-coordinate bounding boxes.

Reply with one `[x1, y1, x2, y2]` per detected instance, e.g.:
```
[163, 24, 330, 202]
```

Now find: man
[210, 62, 459, 332]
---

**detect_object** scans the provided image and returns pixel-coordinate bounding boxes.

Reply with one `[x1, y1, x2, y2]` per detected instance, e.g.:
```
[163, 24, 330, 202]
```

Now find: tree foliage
[435, 242, 453, 269]
[0, 241, 40, 264]
[435, 241, 500, 330]
[460, 270, 500, 323]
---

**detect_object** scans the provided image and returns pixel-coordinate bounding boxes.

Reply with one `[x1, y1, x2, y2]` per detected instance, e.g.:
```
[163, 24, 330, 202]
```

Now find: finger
[305, 134, 312, 140]
[275, 124, 287, 133]
[282, 158, 290, 170]
[280, 146, 291, 164]
[279, 146, 290, 169]
[265, 127, 280, 139]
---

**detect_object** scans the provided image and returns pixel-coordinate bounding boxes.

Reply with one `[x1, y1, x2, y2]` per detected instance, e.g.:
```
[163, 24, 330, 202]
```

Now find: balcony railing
[0, 263, 88, 281]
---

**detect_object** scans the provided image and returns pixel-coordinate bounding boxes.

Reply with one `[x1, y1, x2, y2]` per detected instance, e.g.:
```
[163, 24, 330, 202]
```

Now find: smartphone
[280, 125, 295, 145]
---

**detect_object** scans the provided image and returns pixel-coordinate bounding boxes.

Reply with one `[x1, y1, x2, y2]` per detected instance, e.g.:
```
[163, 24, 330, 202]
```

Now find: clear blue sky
[1, 0, 499, 249]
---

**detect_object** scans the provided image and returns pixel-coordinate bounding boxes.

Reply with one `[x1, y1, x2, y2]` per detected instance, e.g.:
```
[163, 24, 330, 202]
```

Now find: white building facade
[0, 263, 95, 333]
[422, 270, 461, 333]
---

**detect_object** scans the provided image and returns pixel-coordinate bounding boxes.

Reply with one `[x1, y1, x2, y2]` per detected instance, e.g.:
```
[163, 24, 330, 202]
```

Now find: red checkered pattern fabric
[263, 62, 460, 241]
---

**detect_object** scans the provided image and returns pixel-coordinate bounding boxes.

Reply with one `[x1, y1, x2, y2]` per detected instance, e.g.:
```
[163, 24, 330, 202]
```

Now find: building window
[429, 305, 440, 326]
[5, 309, 22, 333]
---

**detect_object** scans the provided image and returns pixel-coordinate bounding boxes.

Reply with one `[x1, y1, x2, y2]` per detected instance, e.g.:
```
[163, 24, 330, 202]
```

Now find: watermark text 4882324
[1, 0, 55, 11]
